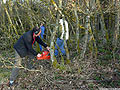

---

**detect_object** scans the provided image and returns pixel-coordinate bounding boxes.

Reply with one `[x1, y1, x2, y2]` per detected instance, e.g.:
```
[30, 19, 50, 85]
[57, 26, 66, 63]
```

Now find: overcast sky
[2, 0, 25, 3]
[3, 0, 7, 3]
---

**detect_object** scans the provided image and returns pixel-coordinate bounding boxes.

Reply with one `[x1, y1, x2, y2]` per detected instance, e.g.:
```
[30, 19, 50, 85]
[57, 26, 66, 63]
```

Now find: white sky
[2, 0, 24, 3]
[3, 0, 7, 3]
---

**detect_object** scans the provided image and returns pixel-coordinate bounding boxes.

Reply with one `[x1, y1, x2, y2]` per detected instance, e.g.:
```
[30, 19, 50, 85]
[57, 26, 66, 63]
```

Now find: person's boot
[8, 81, 14, 87]
[7, 80, 18, 87]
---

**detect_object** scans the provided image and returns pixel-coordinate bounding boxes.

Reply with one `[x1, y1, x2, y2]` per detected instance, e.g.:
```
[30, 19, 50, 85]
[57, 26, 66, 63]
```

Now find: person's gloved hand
[37, 53, 41, 57]
[46, 46, 50, 51]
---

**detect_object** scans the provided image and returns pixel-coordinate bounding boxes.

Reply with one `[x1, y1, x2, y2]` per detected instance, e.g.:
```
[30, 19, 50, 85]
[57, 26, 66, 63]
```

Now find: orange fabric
[37, 51, 50, 60]
[37, 55, 50, 60]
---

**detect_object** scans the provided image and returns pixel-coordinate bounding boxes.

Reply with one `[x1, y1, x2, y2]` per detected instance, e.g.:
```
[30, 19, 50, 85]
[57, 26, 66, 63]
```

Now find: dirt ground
[0, 50, 120, 90]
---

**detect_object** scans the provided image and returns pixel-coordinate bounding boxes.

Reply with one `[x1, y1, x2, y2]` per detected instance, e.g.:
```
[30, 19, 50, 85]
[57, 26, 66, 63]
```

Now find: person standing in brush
[39, 22, 45, 51]
[8, 26, 50, 86]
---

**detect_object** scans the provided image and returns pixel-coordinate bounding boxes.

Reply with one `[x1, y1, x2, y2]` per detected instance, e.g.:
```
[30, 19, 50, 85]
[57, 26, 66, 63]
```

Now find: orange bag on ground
[37, 51, 50, 60]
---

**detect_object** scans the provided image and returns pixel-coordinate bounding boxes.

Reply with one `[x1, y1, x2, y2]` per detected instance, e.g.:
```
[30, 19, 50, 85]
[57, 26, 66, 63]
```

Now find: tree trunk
[96, 0, 108, 44]
[73, 1, 80, 53]
[80, 0, 89, 60]
[112, 0, 120, 60]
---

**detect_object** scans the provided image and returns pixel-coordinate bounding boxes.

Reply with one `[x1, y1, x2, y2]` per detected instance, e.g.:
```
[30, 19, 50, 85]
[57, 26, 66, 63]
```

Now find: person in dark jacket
[9, 26, 50, 86]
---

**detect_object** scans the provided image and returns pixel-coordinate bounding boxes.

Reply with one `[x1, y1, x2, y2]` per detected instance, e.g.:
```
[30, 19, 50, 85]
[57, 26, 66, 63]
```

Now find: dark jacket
[14, 30, 47, 58]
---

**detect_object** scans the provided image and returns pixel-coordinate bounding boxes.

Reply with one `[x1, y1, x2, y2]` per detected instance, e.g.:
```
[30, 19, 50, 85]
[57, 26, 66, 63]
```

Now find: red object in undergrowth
[37, 51, 50, 60]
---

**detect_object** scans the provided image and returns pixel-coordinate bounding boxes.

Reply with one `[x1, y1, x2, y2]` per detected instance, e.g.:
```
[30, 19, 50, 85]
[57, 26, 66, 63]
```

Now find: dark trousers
[10, 50, 34, 81]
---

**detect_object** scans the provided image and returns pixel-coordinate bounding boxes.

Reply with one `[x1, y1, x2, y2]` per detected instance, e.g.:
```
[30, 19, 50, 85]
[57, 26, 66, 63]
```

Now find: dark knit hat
[32, 26, 40, 35]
